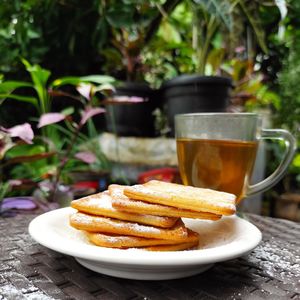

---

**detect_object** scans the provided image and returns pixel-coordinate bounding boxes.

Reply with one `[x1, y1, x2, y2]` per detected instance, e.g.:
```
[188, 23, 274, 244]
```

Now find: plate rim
[28, 207, 262, 267]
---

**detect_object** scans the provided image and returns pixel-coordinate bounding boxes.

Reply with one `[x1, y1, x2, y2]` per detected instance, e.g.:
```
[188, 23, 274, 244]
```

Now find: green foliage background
[0, 0, 299, 194]
[0, 0, 106, 78]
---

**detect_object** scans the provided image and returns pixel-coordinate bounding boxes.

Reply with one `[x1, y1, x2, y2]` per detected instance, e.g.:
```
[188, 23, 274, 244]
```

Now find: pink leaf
[80, 107, 105, 126]
[8, 179, 23, 186]
[77, 83, 92, 100]
[4, 123, 34, 144]
[38, 113, 66, 128]
[127, 96, 145, 103]
[113, 96, 145, 103]
[235, 46, 246, 53]
[2, 197, 37, 211]
[75, 151, 97, 164]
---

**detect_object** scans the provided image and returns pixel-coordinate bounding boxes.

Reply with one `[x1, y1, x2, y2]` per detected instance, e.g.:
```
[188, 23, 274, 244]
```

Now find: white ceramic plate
[28, 207, 261, 280]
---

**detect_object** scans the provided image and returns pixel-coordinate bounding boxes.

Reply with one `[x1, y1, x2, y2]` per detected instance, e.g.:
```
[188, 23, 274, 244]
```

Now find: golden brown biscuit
[143, 241, 199, 251]
[123, 180, 236, 216]
[71, 191, 178, 228]
[86, 228, 199, 249]
[109, 184, 131, 200]
[109, 184, 221, 220]
[69, 212, 188, 240]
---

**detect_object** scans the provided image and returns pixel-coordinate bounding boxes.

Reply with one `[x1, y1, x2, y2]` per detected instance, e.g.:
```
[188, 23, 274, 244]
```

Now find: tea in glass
[177, 138, 258, 201]
[175, 113, 296, 202]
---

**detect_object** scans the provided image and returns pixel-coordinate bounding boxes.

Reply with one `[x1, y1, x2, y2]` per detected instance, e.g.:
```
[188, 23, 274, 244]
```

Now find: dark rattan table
[0, 210, 299, 300]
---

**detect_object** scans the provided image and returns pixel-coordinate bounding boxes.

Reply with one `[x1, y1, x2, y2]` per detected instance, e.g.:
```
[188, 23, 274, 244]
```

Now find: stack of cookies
[69, 180, 236, 251]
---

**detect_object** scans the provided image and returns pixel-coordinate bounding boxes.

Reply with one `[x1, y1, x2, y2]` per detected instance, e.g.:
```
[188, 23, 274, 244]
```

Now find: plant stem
[51, 122, 82, 202]
[144, 0, 181, 45]
[197, 16, 219, 74]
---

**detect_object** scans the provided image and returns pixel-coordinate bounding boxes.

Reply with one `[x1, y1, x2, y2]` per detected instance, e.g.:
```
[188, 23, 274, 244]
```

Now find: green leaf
[195, 0, 233, 31]
[0, 81, 33, 94]
[93, 83, 115, 93]
[27, 29, 41, 39]
[51, 75, 115, 88]
[106, 14, 134, 28]
[0, 28, 11, 39]
[0, 182, 10, 201]
[61, 107, 75, 116]
[239, 1, 268, 53]
[80, 75, 115, 84]
[5, 144, 46, 159]
[292, 153, 300, 168]
[31, 164, 57, 179]
[158, 20, 182, 44]
[206, 48, 225, 73]
[4, 143, 56, 179]
[0, 78, 36, 108]
[21, 59, 51, 112]
[51, 77, 82, 87]
[0, 93, 38, 108]
[106, 4, 135, 28]
[22, 59, 51, 88]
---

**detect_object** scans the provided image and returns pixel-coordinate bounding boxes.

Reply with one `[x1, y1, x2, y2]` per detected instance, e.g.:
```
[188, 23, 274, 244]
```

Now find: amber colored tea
[176, 138, 258, 201]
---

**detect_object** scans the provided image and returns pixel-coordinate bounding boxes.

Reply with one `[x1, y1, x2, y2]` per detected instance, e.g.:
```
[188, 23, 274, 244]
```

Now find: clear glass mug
[175, 113, 296, 203]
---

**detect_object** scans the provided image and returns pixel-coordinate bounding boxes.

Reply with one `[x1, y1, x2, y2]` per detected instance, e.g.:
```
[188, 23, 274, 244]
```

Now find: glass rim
[175, 112, 258, 120]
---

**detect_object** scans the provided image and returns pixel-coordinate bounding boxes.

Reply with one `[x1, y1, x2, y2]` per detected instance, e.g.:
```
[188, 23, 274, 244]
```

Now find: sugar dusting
[109, 184, 128, 200]
[75, 191, 175, 223]
[126, 184, 236, 212]
[0, 283, 52, 300]
[247, 238, 300, 285]
[119, 220, 162, 234]
[97, 234, 135, 243]
[147, 180, 236, 202]
[82, 192, 114, 210]
[184, 217, 237, 249]
[71, 212, 162, 234]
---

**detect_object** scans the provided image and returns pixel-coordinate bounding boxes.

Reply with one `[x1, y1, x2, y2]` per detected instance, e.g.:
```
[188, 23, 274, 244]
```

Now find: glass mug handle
[246, 129, 297, 197]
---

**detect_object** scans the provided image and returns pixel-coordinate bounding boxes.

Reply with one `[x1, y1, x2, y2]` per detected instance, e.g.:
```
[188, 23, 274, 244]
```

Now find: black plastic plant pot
[105, 82, 158, 137]
[161, 75, 233, 136]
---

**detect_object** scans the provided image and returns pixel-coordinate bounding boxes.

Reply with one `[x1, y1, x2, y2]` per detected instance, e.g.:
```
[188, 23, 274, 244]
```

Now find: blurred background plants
[0, 0, 299, 211]
[0, 60, 115, 206]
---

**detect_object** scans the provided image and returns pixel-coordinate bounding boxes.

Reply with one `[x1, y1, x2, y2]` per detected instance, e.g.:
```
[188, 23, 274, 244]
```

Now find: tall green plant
[142, 0, 286, 82]
[0, 60, 115, 182]
[99, 0, 180, 81]
[0, 60, 115, 115]
[0, 61, 118, 204]
[190, 0, 281, 74]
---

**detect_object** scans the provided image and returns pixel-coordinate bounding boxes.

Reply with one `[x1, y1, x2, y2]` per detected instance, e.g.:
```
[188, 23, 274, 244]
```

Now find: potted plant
[161, 75, 233, 135]
[0, 60, 116, 207]
[99, 0, 180, 137]
[105, 82, 157, 137]
[149, 0, 284, 135]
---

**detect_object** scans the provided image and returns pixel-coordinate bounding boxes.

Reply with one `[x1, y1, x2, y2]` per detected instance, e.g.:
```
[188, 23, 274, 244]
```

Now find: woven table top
[0, 210, 299, 300]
